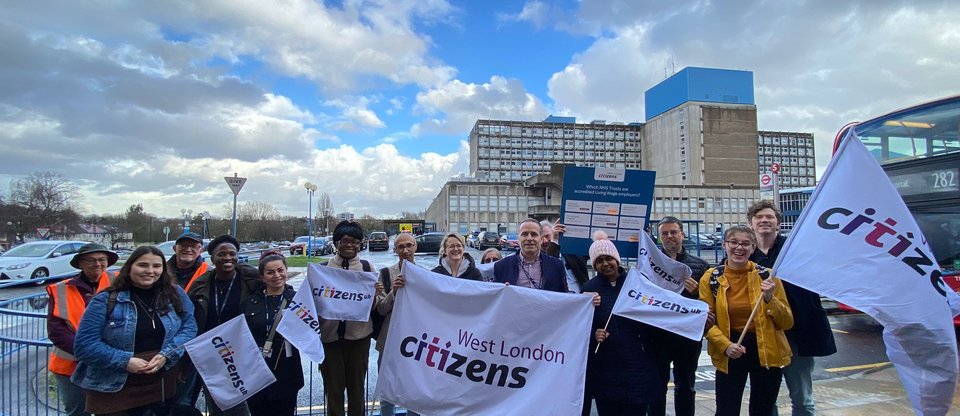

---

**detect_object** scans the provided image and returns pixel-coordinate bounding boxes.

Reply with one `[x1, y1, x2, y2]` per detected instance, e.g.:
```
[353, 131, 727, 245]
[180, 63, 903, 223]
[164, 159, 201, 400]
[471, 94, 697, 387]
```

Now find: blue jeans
[377, 353, 420, 416]
[55, 373, 88, 416]
[781, 355, 815, 416]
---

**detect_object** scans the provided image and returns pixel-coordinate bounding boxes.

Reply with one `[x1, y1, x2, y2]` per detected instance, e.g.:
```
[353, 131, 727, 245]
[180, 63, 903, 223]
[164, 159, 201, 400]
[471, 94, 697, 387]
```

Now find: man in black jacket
[541, 220, 590, 293]
[648, 217, 710, 416]
[748, 200, 836, 416]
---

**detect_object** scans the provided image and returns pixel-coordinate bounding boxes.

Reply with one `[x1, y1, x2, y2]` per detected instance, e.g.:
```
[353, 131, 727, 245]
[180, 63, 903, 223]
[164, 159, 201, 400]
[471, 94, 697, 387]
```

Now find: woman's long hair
[109, 246, 186, 317]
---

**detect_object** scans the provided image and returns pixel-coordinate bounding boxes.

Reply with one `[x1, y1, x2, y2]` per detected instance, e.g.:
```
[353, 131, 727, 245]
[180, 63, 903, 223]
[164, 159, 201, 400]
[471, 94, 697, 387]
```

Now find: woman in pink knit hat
[582, 231, 663, 415]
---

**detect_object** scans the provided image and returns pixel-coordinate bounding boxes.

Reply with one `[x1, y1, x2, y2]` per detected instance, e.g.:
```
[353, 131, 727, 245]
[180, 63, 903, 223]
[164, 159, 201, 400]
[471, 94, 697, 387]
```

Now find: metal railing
[0, 293, 402, 416]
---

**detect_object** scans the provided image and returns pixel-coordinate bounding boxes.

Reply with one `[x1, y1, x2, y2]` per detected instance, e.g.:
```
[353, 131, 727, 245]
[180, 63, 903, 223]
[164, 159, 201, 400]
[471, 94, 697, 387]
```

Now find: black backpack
[371, 268, 391, 341]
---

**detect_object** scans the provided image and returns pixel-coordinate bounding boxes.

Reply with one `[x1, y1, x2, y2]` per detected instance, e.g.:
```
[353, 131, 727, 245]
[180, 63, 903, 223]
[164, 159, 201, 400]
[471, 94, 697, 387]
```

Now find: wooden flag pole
[737, 295, 765, 345]
[594, 313, 614, 353]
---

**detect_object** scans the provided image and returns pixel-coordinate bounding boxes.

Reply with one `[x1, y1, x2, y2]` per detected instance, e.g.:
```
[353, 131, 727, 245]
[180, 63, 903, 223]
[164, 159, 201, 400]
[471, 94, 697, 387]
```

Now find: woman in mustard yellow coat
[699, 225, 793, 416]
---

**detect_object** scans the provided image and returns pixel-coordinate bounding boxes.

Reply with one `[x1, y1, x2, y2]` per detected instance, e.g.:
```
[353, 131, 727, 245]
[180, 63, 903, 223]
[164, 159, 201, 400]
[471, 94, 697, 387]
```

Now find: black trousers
[595, 400, 648, 416]
[248, 394, 297, 416]
[715, 332, 782, 416]
[648, 332, 701, 416]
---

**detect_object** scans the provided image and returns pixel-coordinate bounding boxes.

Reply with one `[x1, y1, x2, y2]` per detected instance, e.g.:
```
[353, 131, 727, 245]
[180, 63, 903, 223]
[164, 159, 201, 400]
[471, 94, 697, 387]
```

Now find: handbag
[85, 350, 178, 414]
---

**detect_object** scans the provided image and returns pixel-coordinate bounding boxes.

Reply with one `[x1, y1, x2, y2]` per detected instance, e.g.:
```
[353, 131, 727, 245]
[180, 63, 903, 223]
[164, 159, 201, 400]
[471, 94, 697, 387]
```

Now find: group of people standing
[44, 199, 835, 416]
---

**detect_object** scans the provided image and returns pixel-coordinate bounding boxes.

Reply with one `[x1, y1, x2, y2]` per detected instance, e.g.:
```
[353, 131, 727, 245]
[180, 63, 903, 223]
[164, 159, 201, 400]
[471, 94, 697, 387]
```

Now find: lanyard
[520, 259, 541, 290]
[213, 276, 236, 323]
[262, 295, 289, 358]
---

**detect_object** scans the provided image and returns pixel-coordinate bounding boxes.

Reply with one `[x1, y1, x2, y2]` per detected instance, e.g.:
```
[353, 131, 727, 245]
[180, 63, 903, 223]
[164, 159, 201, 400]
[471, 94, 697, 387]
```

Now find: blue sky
[1, 0, 958, 219]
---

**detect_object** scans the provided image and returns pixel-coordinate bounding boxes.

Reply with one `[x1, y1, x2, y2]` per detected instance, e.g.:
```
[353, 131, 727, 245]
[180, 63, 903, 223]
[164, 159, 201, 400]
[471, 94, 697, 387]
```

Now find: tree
[317, 192, 334, 235]
[399, 210, 425, 220]
[6, 171, 82, 240]
[355, 214, 382, 235]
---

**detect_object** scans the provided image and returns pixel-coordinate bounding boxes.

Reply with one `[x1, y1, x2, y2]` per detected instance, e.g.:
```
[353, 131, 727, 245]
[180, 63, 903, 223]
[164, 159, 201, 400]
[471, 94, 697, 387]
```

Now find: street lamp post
[201, 211, 210, 240]
[305, 182, 318, 257]
[181, 209, 193, 234]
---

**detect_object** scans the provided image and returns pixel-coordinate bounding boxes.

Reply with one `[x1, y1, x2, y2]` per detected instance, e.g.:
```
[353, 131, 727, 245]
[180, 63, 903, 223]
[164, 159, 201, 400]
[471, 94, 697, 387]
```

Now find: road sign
[771, 162, 781, 174]
[36, 228, 50, 239]
[225, 176, 247, 195]
[163, 225, 170, 241]
[760, 174, 772, 186]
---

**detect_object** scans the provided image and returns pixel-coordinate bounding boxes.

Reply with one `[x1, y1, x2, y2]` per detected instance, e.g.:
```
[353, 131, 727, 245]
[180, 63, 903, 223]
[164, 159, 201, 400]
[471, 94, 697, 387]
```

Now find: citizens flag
[636, 231, 692, 293]
[376, 260, 593, 415]
[773, 129, 959, 415]
[184, 316, 276, 410]
[611, 268, 709, 341]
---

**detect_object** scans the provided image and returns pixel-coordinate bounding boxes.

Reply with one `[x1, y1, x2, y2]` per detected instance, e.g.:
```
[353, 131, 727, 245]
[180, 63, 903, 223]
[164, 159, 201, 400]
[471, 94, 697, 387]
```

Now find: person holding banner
[373, 232, 421, 416]
[699, 226, 793, 416]
[188, 235, 262, 416]
[318, 220, 377, 416]
[747, 201, 835, 416]
[584, 232, 662, 415]
[649, 216, 710, 416]
[72, 246, 197, 415]
[542, 220, 590, 293]
[431, 233, 481, 281]
[241, 251, 303, 416]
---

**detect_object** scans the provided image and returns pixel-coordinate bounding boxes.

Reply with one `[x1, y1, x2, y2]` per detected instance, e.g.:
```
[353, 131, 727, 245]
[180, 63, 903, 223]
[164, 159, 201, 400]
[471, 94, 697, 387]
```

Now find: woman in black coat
[583, 233, 662, 415]
[431, 233, 482, 281]
[242, 251, 304, 416]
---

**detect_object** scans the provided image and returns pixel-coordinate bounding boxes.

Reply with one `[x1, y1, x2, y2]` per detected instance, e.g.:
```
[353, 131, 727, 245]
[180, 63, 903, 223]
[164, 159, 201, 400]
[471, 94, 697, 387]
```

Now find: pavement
[679, 364, 960, 415]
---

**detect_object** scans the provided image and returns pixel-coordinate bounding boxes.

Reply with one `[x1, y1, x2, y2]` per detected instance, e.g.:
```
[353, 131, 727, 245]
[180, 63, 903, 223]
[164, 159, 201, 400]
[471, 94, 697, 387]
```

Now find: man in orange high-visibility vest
[46, 243, 118, 416]
[168, 232, 208, 406]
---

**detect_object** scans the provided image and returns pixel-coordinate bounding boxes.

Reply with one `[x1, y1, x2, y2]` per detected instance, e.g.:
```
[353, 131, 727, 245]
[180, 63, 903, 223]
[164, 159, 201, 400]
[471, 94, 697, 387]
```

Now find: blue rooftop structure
[543, 115, 576, 124]
[644, 67, 754, 120]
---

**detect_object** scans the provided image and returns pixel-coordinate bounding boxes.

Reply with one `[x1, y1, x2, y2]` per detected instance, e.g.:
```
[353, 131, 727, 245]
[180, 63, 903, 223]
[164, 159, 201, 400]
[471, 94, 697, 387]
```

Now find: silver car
[0, 240, 90, 281]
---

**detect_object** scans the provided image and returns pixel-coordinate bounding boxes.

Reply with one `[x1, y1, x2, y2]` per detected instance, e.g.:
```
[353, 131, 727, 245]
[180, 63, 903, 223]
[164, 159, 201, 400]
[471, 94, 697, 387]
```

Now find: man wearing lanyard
[541, 220, 591, 294]
[494, 218, 568, 292]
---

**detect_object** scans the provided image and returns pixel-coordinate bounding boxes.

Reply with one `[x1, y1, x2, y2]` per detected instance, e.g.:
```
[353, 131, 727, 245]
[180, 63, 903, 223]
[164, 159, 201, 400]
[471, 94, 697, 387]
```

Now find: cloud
[544, 0, 960, 175]
[323, 96, 386, 131]
[412, 76, 549, 135]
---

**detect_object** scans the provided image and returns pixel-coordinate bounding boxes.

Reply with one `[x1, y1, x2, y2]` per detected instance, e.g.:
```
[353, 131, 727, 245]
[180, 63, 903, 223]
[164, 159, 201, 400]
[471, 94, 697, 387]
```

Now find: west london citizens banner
[376, 261, 594, 416]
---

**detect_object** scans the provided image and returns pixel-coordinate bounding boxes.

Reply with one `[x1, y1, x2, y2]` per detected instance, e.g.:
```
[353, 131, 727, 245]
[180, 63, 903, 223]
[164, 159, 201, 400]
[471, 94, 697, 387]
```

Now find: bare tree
[317, 192, 334, 235]
[238, 200, 282, 221]
[7, 171, 82, 239]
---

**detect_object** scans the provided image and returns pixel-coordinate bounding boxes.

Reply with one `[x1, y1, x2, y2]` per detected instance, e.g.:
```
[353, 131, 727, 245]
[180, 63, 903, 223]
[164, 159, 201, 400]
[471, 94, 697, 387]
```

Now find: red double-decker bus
[832, 95, 960, 324]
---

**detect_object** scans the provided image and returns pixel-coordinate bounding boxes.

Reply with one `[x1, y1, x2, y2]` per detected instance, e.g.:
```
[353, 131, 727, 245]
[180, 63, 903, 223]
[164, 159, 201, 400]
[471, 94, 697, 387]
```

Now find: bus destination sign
[889, 167, 958, 196]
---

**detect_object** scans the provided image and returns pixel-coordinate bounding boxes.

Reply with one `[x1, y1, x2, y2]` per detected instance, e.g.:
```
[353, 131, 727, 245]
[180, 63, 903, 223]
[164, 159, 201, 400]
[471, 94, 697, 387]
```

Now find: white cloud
[323, 96, 386, 131]
[412, 76, 549, 135]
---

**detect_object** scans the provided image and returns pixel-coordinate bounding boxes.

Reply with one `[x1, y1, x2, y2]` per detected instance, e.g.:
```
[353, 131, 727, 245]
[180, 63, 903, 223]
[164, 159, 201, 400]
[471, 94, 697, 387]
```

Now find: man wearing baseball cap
[46, 243, 118, 416]
[169, 232, 208, 290]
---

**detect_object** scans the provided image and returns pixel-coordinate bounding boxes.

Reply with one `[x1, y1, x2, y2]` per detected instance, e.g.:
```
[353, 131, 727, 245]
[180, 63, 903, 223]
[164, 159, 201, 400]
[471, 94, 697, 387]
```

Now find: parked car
[414, 232, 445, 254]
[477, 231, 502, 250]
[0, 240, 89, 281]
[368, 232, 389, 251]
[500, 234, 520, 251]
[290, 236, 326, 255]
[465, 231, 481, 249]
[689, 233, 716, 249]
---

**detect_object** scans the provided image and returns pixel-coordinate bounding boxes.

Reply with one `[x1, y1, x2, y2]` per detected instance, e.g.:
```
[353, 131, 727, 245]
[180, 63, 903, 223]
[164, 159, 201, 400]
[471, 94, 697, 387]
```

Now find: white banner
[773, 130, 959, 415]
[275, 279, 326, 363]
[611, 268, 709, 341]
[184, 316, 276, 410]
[636, 231, 692, 293]
[304, 263, 377, 321]
[376, 260, 593, 416]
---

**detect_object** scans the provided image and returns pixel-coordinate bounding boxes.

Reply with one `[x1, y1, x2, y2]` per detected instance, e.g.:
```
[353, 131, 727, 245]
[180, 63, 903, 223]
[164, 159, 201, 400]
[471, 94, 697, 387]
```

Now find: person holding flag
[699, 226, 793, 416]
[584, 232, 662, 415]
[648, 216, 711, 416]
[241, 251, 303, 416]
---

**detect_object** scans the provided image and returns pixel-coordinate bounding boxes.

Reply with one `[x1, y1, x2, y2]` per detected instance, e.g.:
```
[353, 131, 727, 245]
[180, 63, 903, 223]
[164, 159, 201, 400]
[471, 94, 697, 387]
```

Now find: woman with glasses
[319, 220, 377, 416]
[432, 233, 481, 280]
[699, 225, 793, 416]
[480, 248, 503, 264]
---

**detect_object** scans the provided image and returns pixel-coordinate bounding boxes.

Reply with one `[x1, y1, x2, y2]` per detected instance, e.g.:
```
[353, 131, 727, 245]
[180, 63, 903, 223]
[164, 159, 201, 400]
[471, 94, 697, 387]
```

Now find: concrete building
[758, 130, 817, 188]
[337, 212, 355, 222]
[426, 67, 814, 234]
[779, 187, 815, 232]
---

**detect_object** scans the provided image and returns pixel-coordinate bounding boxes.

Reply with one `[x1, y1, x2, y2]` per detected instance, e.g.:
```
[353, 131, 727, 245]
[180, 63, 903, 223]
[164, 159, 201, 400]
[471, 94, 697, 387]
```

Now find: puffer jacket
[431, 252, 482, 281]
[698, 261, 793, 374]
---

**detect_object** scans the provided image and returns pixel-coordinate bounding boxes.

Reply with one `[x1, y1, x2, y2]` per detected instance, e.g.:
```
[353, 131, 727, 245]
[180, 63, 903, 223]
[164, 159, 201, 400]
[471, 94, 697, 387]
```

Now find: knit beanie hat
[588, 231, 621, 268]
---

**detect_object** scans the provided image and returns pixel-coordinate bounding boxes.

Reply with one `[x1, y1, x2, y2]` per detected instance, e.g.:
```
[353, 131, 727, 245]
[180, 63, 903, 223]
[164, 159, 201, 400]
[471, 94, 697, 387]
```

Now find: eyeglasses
[659, 230, 682, 237]
[446, 244, 464, 250]
[81, 257, 110, 265]
[724, 240, 754, 249]
[395, 243, 415, 251]
[481, 257, 499, 264]
[338, 239, 361, 247]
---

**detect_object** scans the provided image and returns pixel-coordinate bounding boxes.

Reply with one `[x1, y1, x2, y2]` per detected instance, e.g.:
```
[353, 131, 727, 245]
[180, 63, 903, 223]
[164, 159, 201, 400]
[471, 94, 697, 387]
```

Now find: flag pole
[594, 313, 614, 353]
[737, 295, 764, 345]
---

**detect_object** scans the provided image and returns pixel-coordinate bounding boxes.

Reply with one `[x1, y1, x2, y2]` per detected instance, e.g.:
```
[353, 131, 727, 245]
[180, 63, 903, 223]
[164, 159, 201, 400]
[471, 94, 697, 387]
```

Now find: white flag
[376, 260, 593, 416]
[637, 231, 692, 293]
[611, 268, 709, 341]
[184, 316, 276, 410]
[773, 130, 958, 415]
[275, 264, 377, 363]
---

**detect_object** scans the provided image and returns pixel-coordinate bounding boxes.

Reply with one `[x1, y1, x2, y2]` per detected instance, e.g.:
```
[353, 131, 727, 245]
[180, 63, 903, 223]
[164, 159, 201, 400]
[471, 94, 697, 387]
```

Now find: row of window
[476, 137, 638, 149]
[759, 135, 813, 147]
[652, 197, 751, 215]
[756, 166, 815, 177]
[759, 156, 814, 167]
[759, 146, 814, 157]
[476, 125, 641, 139]
[478, 149, 636, 159]
[448, 195, 543, 212]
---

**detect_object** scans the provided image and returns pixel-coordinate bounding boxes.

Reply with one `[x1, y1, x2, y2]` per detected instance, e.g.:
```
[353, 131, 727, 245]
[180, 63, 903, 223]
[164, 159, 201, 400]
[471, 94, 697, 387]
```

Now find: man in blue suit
[494, 218, 568, 292]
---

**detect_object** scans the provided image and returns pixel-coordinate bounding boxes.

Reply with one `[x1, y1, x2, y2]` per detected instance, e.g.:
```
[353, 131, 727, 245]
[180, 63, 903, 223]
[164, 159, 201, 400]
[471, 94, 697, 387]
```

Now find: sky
[1, 0, 958, 220]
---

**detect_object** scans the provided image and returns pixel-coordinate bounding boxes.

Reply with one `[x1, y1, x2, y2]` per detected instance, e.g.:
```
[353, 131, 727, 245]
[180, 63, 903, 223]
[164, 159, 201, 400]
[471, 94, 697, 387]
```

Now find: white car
[0, 240, 90, 281]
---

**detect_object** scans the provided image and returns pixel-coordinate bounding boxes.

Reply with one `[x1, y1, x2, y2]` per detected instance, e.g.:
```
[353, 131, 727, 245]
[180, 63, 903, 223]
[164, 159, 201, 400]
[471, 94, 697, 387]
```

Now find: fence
[0, 292, 399, 416]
